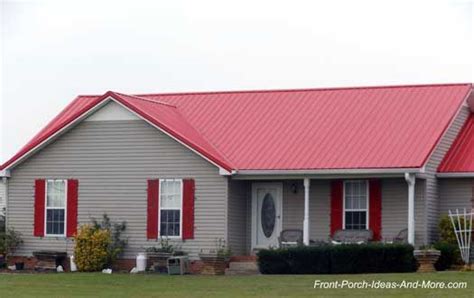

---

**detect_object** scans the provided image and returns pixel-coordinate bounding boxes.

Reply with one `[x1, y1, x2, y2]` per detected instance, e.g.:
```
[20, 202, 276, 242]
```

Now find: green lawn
[0, 271, 472, 297]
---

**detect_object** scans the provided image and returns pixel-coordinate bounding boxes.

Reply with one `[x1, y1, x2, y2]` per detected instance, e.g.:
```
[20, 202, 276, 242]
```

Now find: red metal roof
[1, 84, 472, 172]
[438, 113, 474, 173]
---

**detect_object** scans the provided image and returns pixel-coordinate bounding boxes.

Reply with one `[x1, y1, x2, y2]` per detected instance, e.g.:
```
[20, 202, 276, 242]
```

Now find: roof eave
[235, 167, 422, 175]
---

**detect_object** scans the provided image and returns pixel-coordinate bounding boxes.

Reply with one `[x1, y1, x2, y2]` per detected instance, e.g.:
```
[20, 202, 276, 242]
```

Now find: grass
[0, 271, 472, 297]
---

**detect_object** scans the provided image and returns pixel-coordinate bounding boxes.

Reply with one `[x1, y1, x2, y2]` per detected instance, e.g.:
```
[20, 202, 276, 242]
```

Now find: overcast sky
[1, 0, 473, 163]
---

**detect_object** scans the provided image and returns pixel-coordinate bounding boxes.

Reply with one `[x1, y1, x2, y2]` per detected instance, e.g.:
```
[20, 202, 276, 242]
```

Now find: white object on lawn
[102, 268, 112, 274]
[136, 253, 147, 272]
[448, 208, 473, 264]
[7, 265, 16, 270]
[56, 265, 64, 273]
[130, 267, 139, 274]
[70, 255, 77, 272]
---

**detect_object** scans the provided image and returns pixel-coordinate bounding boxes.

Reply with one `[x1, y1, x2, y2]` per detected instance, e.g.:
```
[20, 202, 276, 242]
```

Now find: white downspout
[405, 173, 416, 245]
[303, 178, 310, 245]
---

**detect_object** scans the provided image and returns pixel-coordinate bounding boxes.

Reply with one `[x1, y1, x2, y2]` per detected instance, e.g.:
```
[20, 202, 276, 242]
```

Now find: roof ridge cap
[133, 83, 472, 97]
[111, 92, 176, 107]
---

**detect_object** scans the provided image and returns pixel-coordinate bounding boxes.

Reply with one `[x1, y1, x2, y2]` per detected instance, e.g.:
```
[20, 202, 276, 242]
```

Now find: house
[1, 84, 473, 269]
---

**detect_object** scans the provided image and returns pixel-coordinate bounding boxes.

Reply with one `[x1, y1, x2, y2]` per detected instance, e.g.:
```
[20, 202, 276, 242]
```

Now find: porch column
[303, 178, 310, 245]
[405, 173, 416, 245]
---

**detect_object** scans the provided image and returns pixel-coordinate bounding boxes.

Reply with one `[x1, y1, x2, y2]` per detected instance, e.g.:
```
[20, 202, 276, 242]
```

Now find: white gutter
[0, 170, 11, 177]
[437, 172, 474, 178]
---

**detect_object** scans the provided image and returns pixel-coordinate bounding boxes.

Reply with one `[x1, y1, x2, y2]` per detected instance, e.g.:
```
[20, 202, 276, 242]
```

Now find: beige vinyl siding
[381, 178, 425, 245]
[281, 180, 331, 242]
[423, 105, 471, 243]
[227, 180, 250, 255]
[7, 120, 228, 259]
[439, 179, 474, 215]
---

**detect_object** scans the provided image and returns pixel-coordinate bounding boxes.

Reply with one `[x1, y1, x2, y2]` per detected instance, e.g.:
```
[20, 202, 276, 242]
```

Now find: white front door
[251, 183, 283, 249]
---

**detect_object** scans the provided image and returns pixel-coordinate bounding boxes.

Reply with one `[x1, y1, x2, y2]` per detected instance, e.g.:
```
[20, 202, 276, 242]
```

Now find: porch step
[225, 261, 259, 275]
[229, 255, 257, 262]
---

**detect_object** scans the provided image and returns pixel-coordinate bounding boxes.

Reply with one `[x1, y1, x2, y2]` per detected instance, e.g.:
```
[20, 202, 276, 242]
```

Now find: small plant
[215, 238, 231, 258]
[145, 237, 182, 255]
[418, 244, 435, 250]
[74, 224, 111, 272]
[0, 228, 23, 260]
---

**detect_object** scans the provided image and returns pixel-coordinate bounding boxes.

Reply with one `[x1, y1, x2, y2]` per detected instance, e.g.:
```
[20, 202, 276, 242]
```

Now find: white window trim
[158, 178, 183, 239]
[342, 180, 369, 230]
[44, 179, 68, 237]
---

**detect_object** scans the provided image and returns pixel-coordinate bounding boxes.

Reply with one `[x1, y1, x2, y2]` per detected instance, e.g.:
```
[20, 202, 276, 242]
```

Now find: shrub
[438, 215, 458, 244]
[91, 214, 127, 266]
[257, 249, 291, 274]
[0, 228, 23, 259]
[257, 243, 416, 274]
[433, 242, 461, 271]
[74, 224, 111, 272]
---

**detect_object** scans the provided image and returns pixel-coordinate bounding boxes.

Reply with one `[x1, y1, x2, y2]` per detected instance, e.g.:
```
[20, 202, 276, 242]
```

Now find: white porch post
[303, 178, 310, 245]
[405, 173, 416, 245]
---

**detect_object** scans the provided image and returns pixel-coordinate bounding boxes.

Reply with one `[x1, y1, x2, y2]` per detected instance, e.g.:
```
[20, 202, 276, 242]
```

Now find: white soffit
[85, 101, 141, 122]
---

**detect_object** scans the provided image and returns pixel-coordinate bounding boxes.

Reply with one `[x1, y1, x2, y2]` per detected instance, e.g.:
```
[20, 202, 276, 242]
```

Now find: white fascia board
[436, 172, 474, 178]
[219, 168, 236, 176]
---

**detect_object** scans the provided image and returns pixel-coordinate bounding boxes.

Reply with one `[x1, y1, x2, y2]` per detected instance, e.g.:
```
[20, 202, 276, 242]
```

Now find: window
[46, 180, 67, 236]
[343, 180, 368, 230]
[159, 179, 182, 237]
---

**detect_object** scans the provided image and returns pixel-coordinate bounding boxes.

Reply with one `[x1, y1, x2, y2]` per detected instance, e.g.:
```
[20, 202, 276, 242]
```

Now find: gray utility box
[167, 256, 189, 275]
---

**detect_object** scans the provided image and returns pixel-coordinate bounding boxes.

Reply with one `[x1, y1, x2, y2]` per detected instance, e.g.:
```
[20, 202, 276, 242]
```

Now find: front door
[251, 183, 283, 249]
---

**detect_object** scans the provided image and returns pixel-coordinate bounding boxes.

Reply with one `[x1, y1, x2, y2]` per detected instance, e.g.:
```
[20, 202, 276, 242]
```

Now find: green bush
[433, 242, 461, 271]
[438, 215, 458, 244]
[257, 243, 416, 274]
[74, 224, 111, 272]
[0, 228, 23, 259]
[257, 249, 291, 274]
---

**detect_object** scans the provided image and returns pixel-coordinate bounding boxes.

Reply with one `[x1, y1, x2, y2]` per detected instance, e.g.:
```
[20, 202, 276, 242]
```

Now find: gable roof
[438, 113, 474, 174]
[1, 84, 472, 173]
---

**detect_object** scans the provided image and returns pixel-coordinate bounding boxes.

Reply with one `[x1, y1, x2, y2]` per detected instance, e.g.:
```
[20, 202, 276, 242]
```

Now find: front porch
[227, 175, 425, 256]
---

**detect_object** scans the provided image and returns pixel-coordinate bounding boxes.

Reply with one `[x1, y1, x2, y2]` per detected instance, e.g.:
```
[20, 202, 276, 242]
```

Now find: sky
[0, 0, 473, 163]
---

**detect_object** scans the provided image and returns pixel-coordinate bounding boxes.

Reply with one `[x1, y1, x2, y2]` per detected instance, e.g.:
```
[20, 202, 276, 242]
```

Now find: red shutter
[369, 179, 382, 241]
[66, 179, 79, 237]
[34, 179, 46, 237]
[182, 179, 195, 240]
[147, 179, 159, 239]
[330, 180, 343, 236]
